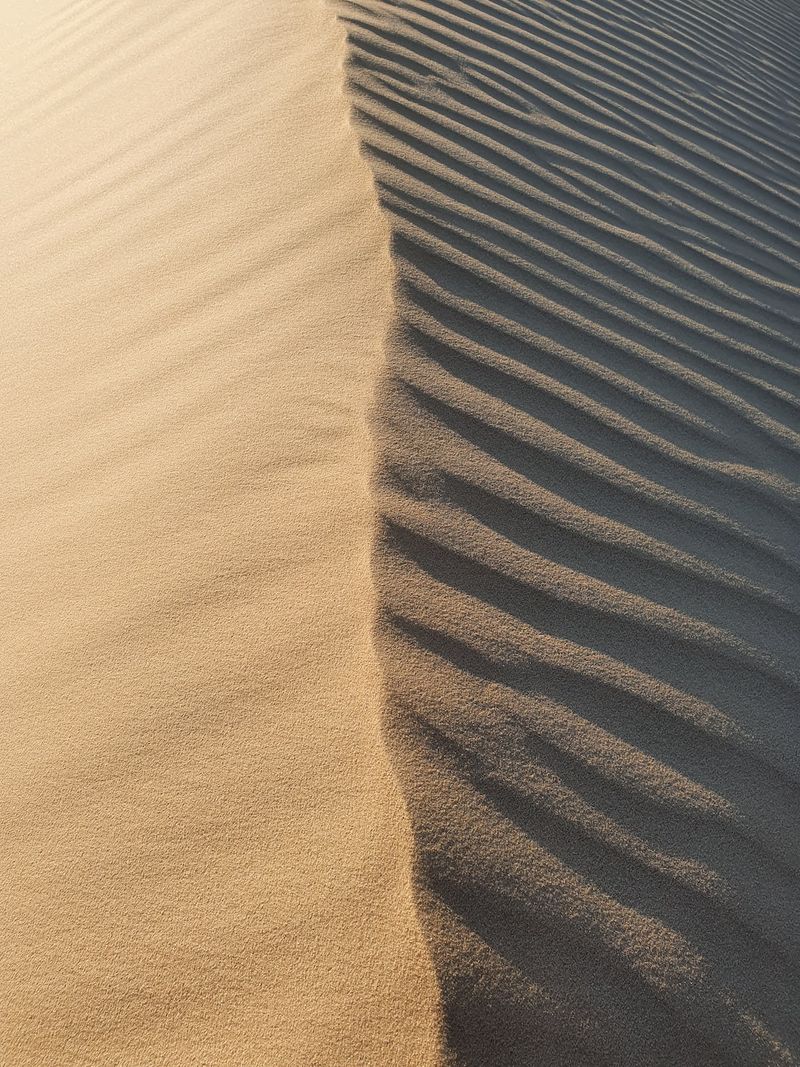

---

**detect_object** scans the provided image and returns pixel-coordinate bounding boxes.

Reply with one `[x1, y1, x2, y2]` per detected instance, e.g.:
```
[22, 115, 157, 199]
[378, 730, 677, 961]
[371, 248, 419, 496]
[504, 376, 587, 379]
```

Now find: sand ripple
[341, 0, 800, 1062]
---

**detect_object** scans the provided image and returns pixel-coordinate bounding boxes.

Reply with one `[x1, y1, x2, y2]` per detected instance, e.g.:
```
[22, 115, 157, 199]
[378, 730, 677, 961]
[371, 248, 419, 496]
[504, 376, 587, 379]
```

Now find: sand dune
[4, 0, 800, 1062]
[0, 2, 439, 1065]
[341, 0, 800, 1062]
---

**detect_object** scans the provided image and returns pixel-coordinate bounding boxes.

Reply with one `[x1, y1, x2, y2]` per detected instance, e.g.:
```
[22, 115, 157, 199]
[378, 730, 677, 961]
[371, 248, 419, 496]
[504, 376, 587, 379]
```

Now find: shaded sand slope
[341, 0, 800, 1062]
[0, 2, 439, 1065]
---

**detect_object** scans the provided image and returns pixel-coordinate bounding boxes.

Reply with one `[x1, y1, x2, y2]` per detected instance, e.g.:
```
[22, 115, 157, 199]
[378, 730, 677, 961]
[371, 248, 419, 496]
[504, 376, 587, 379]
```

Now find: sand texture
[341, 0, 800, 1063]
[0, 1, 439, 1065]
[3, 0, 800, 1064]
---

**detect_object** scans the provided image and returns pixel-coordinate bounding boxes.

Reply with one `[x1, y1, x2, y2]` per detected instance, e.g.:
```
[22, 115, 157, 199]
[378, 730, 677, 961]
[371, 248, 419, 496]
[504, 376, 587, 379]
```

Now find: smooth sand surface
[0, 2, 439, 1065]
[342, 0, 800, 1063]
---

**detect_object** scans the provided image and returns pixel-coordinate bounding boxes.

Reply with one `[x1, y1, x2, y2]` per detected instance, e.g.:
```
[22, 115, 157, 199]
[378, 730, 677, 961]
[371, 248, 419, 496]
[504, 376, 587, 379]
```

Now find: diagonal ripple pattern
[340, 0, 800, 1063]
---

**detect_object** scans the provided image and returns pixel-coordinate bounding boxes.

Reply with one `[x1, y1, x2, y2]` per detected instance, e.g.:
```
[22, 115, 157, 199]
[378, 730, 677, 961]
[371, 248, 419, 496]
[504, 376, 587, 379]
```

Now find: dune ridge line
[0, 1, 440, 1063]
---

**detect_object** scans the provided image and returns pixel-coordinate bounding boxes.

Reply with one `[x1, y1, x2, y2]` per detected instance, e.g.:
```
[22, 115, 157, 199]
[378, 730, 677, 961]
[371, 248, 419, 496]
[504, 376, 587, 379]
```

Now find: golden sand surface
[0, 2, 439, 1064]
[4, 0, 800, 1064]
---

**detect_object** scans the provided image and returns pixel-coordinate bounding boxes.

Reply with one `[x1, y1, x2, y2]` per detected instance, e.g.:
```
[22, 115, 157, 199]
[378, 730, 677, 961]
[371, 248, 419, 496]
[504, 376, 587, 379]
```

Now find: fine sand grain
[0, 2, 439, 1065]
[341, 0, 800, 1063]
[4, 0, 800, 1063]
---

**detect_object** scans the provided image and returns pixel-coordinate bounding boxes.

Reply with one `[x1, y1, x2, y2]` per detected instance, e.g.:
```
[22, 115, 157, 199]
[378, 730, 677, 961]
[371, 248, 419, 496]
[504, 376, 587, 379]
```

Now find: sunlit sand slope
[341, 0, 800, 1062]
[0, 2, 439, 1065]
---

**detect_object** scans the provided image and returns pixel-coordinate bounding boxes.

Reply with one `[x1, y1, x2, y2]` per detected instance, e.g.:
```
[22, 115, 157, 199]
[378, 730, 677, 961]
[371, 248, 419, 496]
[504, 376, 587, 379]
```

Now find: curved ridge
[340, 0, 800, 1063]
[0, 2, 443, 1064]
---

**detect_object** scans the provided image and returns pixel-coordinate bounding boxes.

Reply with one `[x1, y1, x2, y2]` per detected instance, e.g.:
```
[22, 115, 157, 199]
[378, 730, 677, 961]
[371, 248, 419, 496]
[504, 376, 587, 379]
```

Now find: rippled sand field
[3, 0, 800, 1064]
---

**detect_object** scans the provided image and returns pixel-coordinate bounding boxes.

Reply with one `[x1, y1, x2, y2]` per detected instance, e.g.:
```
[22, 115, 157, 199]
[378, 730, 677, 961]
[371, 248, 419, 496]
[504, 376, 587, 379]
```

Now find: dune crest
[0, 1, 440, 1064]
[340, 0, 800, 1062]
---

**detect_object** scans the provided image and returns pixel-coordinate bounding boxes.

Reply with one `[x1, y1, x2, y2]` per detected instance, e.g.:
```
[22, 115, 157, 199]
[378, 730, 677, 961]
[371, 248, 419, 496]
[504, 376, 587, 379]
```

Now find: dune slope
[341, 0, 800, 1063]
[0, 2, 439, 1065]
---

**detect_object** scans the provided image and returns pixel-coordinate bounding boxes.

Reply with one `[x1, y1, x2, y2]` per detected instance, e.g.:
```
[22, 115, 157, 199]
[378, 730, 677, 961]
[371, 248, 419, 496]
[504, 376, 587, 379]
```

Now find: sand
[3, 0, 800, 1064]
[342, 0, 800, 1063]
[0, 1, 439, 1065]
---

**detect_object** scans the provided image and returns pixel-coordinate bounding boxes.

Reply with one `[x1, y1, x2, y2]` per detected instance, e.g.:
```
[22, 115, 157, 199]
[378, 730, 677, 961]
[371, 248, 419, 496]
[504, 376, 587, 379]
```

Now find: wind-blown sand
[3, 0, 800, 1064]
[341, 0, 800, 1063]
[0, 2, 439, 1065]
